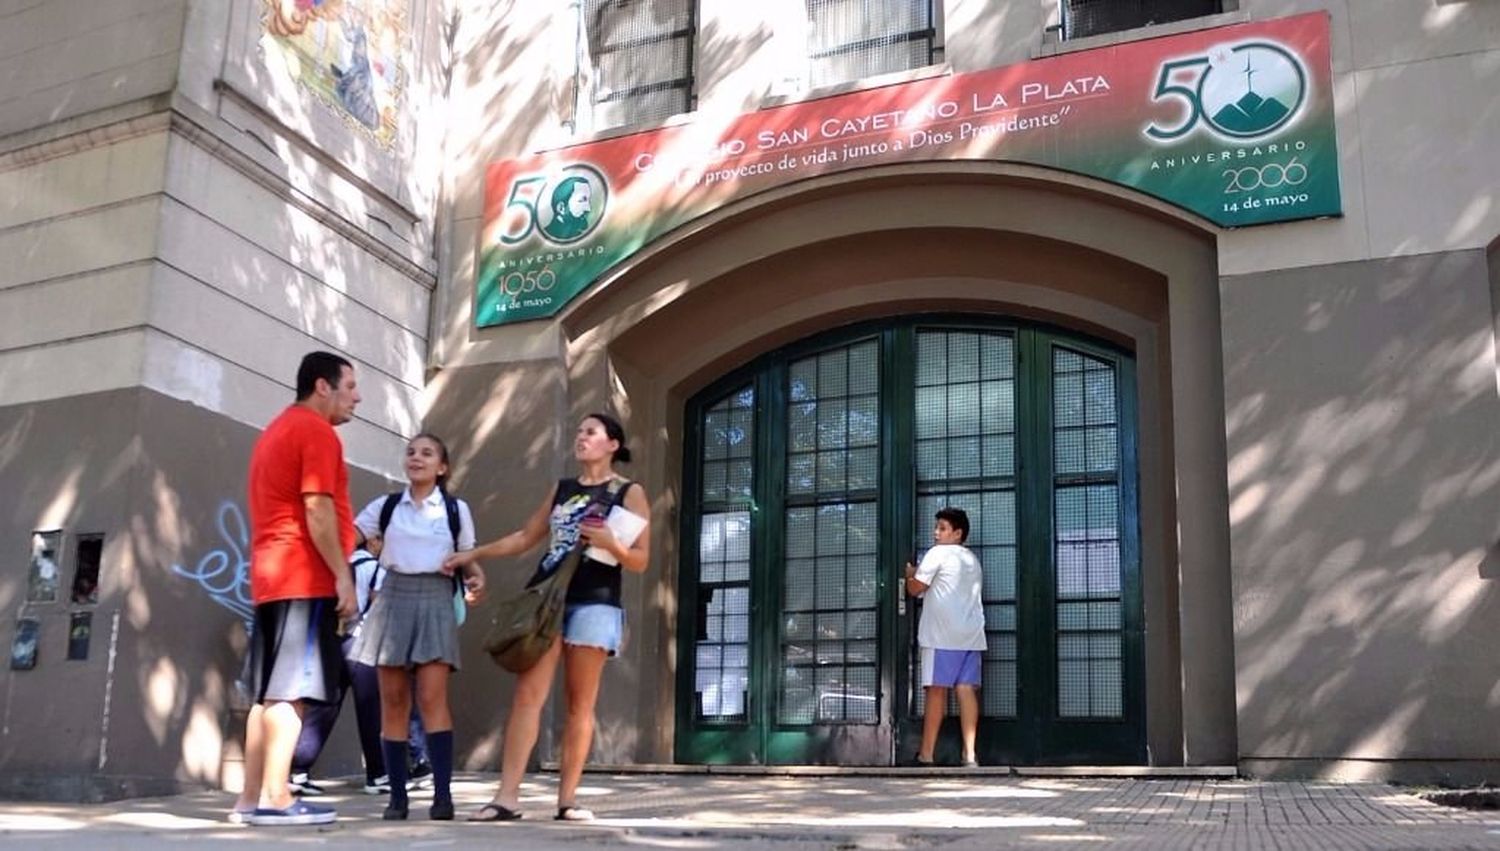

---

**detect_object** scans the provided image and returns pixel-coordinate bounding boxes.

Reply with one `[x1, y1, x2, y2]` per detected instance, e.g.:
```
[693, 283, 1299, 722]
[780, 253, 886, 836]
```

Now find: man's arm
[305, 493, 356, 618]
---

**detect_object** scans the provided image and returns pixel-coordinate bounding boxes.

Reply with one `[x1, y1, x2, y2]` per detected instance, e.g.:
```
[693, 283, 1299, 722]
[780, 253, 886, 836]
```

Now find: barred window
[1062, 0, 1222, 41]
[583, 0, 695, 129]
[805, 0, 936, 89]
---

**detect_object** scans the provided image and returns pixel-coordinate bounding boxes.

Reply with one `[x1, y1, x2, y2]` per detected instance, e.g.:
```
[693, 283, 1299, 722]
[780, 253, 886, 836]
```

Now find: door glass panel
[683, 321, 1143, 766]
[781, 340, 881, 725]
[911, 329, 1019, 719]
[1053, 346, 1124, 718]
[694, 385, 754, 722]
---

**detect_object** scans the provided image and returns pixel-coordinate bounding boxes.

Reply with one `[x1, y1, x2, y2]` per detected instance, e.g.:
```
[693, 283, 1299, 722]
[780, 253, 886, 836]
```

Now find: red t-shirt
[247, 405, 354, 604]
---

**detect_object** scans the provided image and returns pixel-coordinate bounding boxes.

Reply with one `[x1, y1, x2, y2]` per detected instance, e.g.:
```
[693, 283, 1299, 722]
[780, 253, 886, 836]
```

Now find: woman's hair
[409, 432, 452, 489]
[585, 412, 632, 464]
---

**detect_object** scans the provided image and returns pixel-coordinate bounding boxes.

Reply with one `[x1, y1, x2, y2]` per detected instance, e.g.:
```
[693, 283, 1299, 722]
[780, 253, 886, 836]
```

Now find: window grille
[1062, 0, 1221, 40]
[583, 0, 695, 129]
[694, 385, 755, 722]
[805, 0, 935, 89]
[910, 330, 1021, 720]
[1052, 346, 1125, 718]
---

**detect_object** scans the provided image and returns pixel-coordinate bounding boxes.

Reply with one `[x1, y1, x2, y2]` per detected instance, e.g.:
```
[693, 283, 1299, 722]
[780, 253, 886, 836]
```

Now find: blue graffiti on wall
[171, 501, 254, 630]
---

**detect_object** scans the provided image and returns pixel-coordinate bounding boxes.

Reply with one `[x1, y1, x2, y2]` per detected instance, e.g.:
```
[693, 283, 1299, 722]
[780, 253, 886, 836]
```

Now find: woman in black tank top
[444, 413, 651, 822]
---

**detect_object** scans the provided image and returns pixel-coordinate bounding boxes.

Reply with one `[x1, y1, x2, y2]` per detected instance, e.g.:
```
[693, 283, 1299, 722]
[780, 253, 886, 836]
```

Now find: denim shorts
[563, 603, 625, 656]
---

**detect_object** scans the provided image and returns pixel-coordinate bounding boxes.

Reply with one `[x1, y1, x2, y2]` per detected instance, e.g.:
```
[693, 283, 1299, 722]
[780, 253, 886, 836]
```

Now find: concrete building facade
[1, 0, 1498, 798]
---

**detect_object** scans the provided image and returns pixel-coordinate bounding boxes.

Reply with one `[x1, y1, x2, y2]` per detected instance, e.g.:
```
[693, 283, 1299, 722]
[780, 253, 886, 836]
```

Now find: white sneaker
[407, 763, 433, 791]
[364, 775, 391, 795]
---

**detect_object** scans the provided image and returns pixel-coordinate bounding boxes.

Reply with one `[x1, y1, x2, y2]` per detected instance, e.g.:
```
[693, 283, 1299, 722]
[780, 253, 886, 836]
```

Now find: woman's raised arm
[443, 483, 556, 571]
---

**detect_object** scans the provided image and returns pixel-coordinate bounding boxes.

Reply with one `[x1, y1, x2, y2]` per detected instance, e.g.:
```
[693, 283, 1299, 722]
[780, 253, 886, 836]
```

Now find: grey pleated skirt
[349, 571, 461, 670]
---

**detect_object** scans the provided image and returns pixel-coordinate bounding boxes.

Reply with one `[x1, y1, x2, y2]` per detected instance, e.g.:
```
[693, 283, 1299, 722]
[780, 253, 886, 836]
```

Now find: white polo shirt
[913, 544, 987, 651]
[354, 487, 475, 575]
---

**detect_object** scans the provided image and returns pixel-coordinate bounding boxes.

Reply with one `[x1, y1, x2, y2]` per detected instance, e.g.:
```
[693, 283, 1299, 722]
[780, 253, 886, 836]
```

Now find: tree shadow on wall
[1224, 249, 1500, 783]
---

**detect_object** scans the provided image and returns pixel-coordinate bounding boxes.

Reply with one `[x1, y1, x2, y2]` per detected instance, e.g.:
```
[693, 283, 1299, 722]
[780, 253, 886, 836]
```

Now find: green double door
[676, 318, 1145, 766]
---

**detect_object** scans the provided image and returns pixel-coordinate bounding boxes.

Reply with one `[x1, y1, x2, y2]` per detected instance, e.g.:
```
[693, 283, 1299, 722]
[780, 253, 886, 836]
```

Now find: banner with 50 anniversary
[478, 12, 1338, 326]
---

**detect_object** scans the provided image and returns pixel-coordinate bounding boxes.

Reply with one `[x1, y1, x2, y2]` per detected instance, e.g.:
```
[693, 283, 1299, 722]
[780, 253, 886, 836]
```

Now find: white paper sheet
[585, 505, 648, 565]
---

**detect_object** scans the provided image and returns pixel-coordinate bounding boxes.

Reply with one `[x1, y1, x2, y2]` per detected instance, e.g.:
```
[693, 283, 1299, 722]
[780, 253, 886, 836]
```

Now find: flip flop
[555, 805, 595, 821]
[468, 803, 523, 822]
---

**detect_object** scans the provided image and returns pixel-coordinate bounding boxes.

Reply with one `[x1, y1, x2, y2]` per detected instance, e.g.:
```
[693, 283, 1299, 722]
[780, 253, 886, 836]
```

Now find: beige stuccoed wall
[1491, 239, 1500, 401]
[0, 129, 167, 407]
[0, 1, 186, 417]
[0, 0, 454, 477]
[0, 387, 392, 799]
[0, 0, 451, 797]
[0, 0, 184, 139]
[1224, 250, 1500, 782]
[148, 0, 454, 475]
[1220, 0, 1500, 273]
[1212, 1, 1500, 782]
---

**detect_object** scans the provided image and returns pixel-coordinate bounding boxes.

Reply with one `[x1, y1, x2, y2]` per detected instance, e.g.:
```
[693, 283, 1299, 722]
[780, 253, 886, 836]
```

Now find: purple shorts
[920, 647, 981, 688]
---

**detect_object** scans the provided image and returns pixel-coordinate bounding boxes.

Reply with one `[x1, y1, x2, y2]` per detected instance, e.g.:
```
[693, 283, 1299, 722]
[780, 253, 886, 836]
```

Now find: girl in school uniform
[348, 433, 484, 820]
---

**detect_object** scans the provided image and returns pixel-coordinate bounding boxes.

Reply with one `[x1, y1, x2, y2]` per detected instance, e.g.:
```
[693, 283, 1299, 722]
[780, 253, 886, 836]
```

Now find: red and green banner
[479, 12, 1339, 326]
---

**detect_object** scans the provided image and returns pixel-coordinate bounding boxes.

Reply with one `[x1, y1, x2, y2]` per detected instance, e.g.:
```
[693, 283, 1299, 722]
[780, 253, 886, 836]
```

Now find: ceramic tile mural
[261, 0, 409, 146]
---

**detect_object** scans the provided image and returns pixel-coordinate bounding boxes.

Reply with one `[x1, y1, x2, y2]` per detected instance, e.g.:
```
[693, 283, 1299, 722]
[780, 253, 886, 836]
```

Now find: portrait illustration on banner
[260, 0, 409, 147]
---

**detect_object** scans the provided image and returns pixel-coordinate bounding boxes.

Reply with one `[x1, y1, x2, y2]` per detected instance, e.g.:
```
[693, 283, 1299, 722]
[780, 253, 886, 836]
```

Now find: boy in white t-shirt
[904, 507, 985, 767]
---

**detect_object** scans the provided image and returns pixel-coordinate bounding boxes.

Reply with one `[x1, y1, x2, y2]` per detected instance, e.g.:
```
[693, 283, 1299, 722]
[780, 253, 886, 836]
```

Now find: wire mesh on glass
[805, 0, 935, 88]
[584, 0, 694, 127]
[910, 330, 1019, 720]
[1053, 347, 1124, 718]
[1062, 0, 1221, 40]
[782, 341, 881, 725]
[694, 385, 754, 722]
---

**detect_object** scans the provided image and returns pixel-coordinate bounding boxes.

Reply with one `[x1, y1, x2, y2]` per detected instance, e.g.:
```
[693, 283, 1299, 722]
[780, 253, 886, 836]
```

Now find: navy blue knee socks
[381, 739, 409, 810]
[428, 730, 453, 806]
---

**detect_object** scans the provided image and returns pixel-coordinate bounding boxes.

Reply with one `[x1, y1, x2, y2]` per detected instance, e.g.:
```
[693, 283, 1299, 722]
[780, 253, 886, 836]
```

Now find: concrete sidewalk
[1, 772, 1497, 850]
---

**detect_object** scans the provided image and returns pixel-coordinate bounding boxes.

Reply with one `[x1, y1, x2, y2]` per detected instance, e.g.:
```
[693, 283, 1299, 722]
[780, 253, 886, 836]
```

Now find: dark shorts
[246, 598, 344, 705]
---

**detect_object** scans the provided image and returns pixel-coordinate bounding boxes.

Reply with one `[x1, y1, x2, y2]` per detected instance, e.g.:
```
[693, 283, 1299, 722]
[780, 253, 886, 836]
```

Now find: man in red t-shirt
[231, 351, 360, 826]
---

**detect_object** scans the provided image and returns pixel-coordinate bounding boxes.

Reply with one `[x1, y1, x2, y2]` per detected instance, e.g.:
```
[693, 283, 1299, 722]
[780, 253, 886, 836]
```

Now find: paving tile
[0, 773, 1497, 849]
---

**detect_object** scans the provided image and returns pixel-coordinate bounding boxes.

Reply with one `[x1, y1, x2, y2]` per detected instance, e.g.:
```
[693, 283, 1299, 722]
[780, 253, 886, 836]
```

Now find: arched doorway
[556, 164, 1234, 769]
[675, 316, 1144, 766]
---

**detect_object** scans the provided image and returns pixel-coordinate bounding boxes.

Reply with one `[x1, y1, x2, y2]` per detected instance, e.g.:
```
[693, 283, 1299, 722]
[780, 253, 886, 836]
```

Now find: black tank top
[525, 477, 634, 606]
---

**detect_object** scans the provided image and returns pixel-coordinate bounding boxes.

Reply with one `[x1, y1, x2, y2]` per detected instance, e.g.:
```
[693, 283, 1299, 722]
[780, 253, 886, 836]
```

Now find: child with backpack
[285, 533, 389, 798]
[347, 433, 484, 820]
